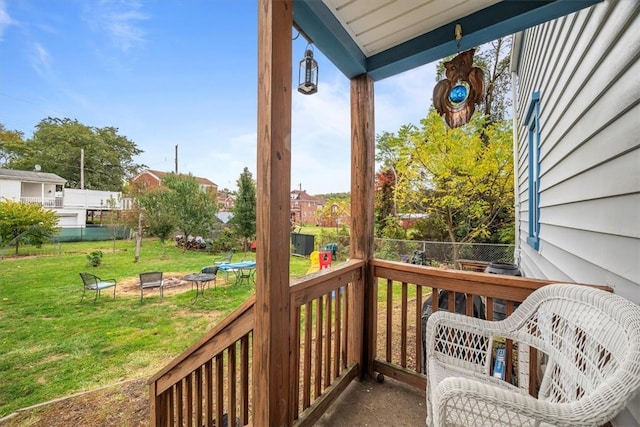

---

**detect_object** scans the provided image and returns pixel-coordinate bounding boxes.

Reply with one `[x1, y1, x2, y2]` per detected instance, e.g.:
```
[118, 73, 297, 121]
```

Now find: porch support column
[255, 0, 292, 426]
[349, 74, 375, 378]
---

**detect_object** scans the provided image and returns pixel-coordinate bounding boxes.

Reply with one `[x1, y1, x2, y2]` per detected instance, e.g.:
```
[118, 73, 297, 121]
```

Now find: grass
[0, 238, 313, 417]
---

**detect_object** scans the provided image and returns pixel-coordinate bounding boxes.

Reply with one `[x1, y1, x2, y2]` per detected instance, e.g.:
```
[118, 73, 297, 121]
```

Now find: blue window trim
[525, 92, 541, 250]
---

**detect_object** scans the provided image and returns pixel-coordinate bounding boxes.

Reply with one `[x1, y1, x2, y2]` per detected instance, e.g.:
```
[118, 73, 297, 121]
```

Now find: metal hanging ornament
[432, 25, 485, 128]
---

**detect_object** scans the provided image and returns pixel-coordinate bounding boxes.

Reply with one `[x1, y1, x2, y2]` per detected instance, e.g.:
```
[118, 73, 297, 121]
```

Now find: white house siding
[62, 189, 121, 209]
[55, 211, 83, 227]
[0, 179, 20, 200]
[513, 0, 640, 303]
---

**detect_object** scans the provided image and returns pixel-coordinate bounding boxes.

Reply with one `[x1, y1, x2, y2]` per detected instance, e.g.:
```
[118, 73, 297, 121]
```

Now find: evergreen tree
[230, 167, 257, 254]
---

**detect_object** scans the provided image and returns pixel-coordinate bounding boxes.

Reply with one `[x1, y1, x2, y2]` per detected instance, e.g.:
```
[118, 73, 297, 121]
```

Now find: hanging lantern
[298, 47, 318, 95]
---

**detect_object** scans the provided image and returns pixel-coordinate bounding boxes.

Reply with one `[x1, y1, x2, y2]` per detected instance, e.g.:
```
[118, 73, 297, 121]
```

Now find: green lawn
[0, 238, 312, 417]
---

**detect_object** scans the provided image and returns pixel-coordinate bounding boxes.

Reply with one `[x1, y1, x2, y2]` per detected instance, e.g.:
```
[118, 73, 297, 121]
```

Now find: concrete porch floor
[314, 376, 426, 426]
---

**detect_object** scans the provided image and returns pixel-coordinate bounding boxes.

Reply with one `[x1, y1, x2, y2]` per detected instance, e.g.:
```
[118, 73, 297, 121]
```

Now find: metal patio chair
[199, 265, 219, 290]
[139, 271, 164, 303]
[80, 272, 117, 303]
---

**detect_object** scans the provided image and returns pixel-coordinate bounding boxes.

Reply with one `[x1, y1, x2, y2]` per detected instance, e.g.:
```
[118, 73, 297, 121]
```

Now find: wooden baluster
[303, 302, 312, 410]
[324, 292, 332, 388]
[386, 279, 393, 362]
[334, 287, 342, 378]
[240, 335, 250, 425]
[416, 285, 423, 374]
[505, 300, 515, 384]
[401, 281, 408, 367]
[290, 306, 301, 420]
[176, 381, 183, 425]
[342, 285, 350, 370]
[228, 345, 237, 427]
[314, 296, 323, 399]
[216, 355, 224, 427]
[185, 374, 193, 427]
[205, 359, 213, 426]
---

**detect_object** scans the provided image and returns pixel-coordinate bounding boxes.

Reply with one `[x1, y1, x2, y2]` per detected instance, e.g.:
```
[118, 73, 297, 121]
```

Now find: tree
[161, 173, 218, 253]
[402, 110, 514, 259]
[0, 124, 26, 168]
[136, 187, 177, 257]
[230, 167, 256, 254]
[5, 117, 144, 191]
[375, 125, 423, 236]
[0, 199, 59, 255]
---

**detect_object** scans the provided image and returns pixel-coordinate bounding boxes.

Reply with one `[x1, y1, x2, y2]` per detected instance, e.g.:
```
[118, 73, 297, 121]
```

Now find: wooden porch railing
[148, 296, 255, 426]
[369, 259, 610, 397]
[148, 260, 365, 426]
[149, 258, 611, 425]
[289, 259, 364, 426]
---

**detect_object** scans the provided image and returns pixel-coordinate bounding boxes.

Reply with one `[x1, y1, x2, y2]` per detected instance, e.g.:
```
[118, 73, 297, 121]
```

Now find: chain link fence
[56, 226, 130, 242]
[374, 238, 515, 267]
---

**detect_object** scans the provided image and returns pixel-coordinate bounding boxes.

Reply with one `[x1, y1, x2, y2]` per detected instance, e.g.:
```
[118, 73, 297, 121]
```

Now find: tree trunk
[134, 212, 142, 263]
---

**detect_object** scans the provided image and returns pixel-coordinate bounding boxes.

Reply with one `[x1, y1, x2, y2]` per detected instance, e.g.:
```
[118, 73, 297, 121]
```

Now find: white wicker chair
[425, 283, 640, 427]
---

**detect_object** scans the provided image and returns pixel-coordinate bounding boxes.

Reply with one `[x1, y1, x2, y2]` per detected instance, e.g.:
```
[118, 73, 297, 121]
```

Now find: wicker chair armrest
[433, 376, 611, 427]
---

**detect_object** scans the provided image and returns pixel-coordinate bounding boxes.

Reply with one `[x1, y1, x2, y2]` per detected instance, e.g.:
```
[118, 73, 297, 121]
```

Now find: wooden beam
[348, 74, 375, 378]
[256, 0, 292, 426]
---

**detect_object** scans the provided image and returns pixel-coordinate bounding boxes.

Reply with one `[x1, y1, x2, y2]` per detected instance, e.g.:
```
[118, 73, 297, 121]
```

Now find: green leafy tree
[230, 167, 256, 254]
[0, 124, 26, 168]
[161, 173, 218, 253]
[136, 187, 177, 257]
[402, 110, 514, 259]
[0, 199, 59, 255]
[5, 117, 144, 191]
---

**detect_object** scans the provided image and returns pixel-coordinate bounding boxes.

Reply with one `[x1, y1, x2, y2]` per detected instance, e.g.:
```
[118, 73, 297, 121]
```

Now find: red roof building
[131, 169, 218, 194]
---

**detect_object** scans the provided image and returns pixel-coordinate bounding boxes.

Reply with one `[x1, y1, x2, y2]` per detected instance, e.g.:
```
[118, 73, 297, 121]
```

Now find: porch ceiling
[293, 0, 601, 81]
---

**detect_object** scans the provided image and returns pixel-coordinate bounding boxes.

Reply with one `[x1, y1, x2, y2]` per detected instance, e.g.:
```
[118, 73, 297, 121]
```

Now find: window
[524, 92, 541, 250]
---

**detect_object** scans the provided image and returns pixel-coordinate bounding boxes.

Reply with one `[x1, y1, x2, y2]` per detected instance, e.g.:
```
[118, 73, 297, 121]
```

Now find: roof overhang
[293, 0, 602, 81]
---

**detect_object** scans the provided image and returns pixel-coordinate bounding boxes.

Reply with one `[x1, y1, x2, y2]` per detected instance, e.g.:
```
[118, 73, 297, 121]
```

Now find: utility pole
[80, 148, 84, 189]
[175, 145, 178, 173]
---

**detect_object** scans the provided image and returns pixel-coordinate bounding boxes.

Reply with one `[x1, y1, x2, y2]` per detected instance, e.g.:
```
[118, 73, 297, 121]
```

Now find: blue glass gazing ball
[449, 85, 468, 103]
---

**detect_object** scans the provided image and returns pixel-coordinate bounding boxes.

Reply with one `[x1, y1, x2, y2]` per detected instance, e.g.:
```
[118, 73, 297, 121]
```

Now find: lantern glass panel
[298, 50, 318, 94]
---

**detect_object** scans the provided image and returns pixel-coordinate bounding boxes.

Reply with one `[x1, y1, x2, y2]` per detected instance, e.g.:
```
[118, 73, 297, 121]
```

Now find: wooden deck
[313, 376, 426, 427]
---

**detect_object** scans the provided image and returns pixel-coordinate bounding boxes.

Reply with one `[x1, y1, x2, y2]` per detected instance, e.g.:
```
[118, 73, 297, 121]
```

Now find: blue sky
[0, 0, 436, 194]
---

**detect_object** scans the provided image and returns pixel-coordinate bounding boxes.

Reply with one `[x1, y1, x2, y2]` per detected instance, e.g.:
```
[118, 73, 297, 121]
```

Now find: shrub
[86, 250, 103, 267]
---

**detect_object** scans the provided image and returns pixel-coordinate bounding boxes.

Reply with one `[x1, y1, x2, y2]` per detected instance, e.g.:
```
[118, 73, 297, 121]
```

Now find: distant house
[131, 169, 218, 194]
[0, 168, 123, 229]
[397, 213, 427, 230]
[217, 190, 235, 212]
[290, 189, 325, 226]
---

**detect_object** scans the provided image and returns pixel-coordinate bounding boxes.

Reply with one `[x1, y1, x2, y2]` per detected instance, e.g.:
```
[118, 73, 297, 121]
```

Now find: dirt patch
[0, 379, 149, 427]
[114, 272, 233, 298]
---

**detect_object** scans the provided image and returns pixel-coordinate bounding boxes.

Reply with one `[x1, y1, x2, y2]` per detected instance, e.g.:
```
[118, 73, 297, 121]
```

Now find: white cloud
[88, 0, 148, 52]
[291, 75, 352, 193]
[30, 42, 51, 76]
[375, 63, 438, 134]
[0, 0, 16, 41]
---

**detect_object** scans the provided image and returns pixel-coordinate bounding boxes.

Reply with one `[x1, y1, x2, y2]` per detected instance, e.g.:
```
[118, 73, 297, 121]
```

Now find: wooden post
[348, 74, 375, 378]
[255, 0, 292, 426]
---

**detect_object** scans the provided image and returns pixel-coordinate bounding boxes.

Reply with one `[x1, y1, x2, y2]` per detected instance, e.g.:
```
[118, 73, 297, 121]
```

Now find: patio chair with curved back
[213, 251, 233, 265]
[80, 272, 117, 303]
[200, 265, 219, 290]
[139, 271, 163, 303]
[425, 283, 640, 427]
